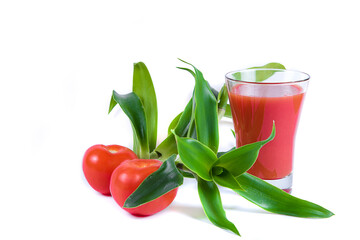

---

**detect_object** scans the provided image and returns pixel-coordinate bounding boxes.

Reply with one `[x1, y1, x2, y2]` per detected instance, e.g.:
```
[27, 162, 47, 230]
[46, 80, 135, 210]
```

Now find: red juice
[228, 84, 305, 180]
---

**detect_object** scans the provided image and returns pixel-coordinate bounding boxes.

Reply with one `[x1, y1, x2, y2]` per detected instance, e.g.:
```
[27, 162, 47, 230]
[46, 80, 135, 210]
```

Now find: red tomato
[110, 159, 178, 216]
[82, 144, 137, 195]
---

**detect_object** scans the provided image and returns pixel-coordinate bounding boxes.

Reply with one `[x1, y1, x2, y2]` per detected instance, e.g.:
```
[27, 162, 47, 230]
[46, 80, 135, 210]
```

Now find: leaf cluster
[108, 60, 334, 237]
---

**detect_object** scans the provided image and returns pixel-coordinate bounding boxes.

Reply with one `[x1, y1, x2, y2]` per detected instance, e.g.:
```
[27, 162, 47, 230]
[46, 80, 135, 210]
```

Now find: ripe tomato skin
[110, 159, 178, 216]
[82, 144, 137, 195]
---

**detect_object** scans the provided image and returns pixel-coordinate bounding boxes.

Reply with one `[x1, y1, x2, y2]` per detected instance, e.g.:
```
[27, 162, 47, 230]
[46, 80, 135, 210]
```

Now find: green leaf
[174, 66, 198, 138]
[152, 135, 177, 160]
[109, 91, 149, 158]
[235, 173, 334, 218]
[250, 62, 286, 70]
[167, 112, 182, 135]
[230, 129, 235, 138]
[210, 87, 220, 100]
[197, 177, 240, 236]
[124, 155, 183, 208]
[177, 66, 219, 99]
[179, 59, 219, 153]
[176, 66, 195, 78]
[154, 97, 194, 160]
[131, 125, 141, 158]
[133, 62, 158, 152]
[212, 167, 243, 190]
[174, 133, 218, 181]
[214, 122, 275, 177]
[217, 84, 229, 120]
[224, 104, 232, 118]
[177, 163, 196, 178]
[175, 66, 197, 138]
[173, 97, 194, 136]
[176, 65, 228, 137]
[187, 96, 196, 139]
[194, 69, 219, 153]
[232, 62, 286, 82]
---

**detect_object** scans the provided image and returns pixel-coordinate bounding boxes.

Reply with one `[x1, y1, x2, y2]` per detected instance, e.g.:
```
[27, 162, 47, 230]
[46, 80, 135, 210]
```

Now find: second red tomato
[110, 159, 178, 216]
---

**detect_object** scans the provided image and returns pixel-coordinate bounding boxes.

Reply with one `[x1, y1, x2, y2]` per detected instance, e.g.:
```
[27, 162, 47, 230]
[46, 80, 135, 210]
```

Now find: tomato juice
[228, 84, 305, 180]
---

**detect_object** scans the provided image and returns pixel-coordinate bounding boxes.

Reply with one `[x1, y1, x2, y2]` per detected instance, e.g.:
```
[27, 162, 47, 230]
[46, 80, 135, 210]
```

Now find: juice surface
[229, 84, 305, 180]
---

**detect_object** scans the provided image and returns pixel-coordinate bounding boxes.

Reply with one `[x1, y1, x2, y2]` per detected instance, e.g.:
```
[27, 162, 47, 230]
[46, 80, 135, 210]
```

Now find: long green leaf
[214, 122, 275, 177]
[124, 155, 183, 208]
[235, 173, 334, 218]
[194, 68, 219, 152]
[109, 91, 149, 158]
[179, 59, 219, 153]
[197, 177, 240, 236]
[174, 133, 217, 181]
[133, 62, 158, 152]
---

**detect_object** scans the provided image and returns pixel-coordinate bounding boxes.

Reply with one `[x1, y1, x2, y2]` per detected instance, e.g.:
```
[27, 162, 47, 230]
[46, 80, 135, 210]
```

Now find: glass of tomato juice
[225, 69, 310, 193]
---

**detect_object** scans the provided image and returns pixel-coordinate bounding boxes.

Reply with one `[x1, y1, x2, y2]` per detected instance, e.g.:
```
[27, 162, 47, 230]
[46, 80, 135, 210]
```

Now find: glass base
[264, 173, 293, 194]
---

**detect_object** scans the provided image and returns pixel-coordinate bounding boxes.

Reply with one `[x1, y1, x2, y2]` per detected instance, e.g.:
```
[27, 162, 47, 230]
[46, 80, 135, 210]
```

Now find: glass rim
[225, 68, 310, 85]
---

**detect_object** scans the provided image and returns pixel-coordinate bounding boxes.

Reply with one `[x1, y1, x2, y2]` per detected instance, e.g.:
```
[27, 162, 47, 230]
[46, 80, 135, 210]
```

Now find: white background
[1, 0, 359, 239]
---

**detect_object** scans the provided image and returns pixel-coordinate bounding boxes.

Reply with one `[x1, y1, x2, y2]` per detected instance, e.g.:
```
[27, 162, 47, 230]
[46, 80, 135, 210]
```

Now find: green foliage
[110, 60, 333, 237]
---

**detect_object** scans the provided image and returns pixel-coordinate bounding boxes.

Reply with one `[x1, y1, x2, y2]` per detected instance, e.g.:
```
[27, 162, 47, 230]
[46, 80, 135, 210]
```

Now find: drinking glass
[225, 69, 310, 193]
